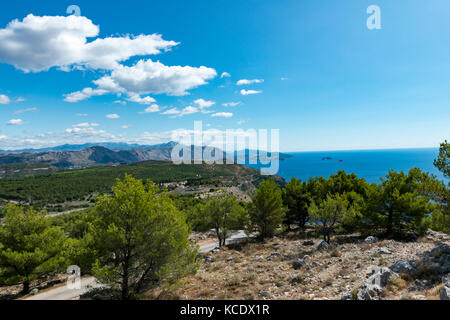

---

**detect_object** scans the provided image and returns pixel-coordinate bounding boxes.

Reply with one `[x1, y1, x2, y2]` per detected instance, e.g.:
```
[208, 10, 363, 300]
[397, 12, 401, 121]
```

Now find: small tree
[434, 140, 450, 178]
[0, 204, 68, 294]
[282, 178, 310, 229]
[308, 194, 349, 243]
[365, 169, 432, 237]
[250, 179, 286, 240]
[90, 175, 198, 300]
[191, 194, 248, 247]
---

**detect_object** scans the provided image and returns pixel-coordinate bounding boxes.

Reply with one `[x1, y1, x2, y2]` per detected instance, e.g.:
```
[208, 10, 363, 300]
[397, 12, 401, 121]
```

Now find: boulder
[378, 247, 392, 255]
[390, 260, 417, 275]
[30, 288, 39, 295]
[357, 283, 382, 300]
[364, 236, 379, 244]
[440, 284, 450, 301]
[303, 240, 315, 246]
[259, 291, 269, 298]
[266, 252, 281, 261]
[430, 244, 450, 257]
[341, 291, 352, 300]
[317, 241, 329, 251]
[366, 267, 395, 287]
[292, 259, 304, 270]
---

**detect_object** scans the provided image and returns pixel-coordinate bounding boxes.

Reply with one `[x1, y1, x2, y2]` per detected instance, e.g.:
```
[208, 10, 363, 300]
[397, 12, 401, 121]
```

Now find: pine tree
[89, 175, 198, 300]
[250, 179, 286, 240]
[0, 204, 68, 294]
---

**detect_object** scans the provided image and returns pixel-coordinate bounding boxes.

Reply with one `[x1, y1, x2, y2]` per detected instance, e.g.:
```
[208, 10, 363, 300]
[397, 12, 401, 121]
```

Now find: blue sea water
[250, 148, 447, 184]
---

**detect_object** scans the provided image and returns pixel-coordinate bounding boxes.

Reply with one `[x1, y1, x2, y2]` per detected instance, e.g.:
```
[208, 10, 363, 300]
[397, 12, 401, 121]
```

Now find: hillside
[149, 230, 450, 300]
[0, 160, 284, 208]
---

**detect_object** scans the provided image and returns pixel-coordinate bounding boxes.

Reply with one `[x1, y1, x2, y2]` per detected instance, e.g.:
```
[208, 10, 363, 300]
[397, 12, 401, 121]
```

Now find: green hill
[0, 160, 284, 208]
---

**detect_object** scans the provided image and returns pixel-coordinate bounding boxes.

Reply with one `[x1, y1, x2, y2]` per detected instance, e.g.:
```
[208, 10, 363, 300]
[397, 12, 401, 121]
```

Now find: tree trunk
[387, 209, 393, 236]
[22, 280, 30, 295]
[216, 228, 222, 247]
[122, 258, 130, 300]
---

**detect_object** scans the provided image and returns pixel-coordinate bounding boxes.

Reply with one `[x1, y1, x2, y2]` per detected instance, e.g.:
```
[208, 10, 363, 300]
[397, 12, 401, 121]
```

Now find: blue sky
[0, 0, 449, 152]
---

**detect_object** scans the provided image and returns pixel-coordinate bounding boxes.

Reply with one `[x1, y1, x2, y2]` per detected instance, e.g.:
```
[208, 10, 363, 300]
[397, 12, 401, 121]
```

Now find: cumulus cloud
[194, 98, 215, 109]
[0, 135, 7, 140]
[211, 112, 233, 118]
[240, 89, 262, 95]
[0, 14, 217, 102]
[222, 102, 241, 107]
[64, 87, 107, 102]
[236, 79, 264, 85]
[220, 72, 231, 78]
[127, 94, 156, 105]
[179, 106, 199, 116]
[94, 59, 217, 96]
[0, 14, 178, 72]
[0, 94, 10, 104]
[139, 104, 160, 113]
[8, 118, 25, 125]
[72, 122, 99, 128]
[106, 113, 120, 119]
[161, 108, 181, 115]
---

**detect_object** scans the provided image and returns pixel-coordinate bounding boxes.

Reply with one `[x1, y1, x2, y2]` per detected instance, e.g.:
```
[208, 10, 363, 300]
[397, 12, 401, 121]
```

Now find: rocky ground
[146, 230, 450, 300]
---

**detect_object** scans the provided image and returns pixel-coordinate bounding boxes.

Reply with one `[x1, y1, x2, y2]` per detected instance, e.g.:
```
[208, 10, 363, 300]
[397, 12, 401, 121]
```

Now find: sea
[248, 148, 447, 184]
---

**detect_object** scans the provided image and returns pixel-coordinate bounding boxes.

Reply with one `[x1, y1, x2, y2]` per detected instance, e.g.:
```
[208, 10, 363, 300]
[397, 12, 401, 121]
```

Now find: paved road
[24, 277, 103, 300]
[22, 230, 248, 300]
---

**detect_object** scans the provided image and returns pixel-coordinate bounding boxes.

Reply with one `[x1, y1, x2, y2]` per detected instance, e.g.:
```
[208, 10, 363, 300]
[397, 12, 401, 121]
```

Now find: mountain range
[0, 142, 292, 169]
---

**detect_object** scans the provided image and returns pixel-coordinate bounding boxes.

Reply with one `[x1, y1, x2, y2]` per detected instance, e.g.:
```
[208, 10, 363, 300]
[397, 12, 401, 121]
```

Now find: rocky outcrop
[356, 267, 397, 300]
[390, 260, 418, 275]
[441, 282, 450, 300]
[317, 241, 329, 251]
[364, 236, 379, 244]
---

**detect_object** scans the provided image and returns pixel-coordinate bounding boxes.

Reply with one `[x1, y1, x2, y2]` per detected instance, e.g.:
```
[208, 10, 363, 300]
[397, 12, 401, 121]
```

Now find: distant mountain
[0, 142, 154, 154]
[0, 141, 292, 174]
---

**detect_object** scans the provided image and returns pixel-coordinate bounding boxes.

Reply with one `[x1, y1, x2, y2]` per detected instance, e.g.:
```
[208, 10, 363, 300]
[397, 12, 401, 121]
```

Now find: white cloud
[72, 122, 99, 128]
[114, 100, 126, 105]
[121, 125, 130, 129]
[0, 135, 7, 140]
[106, 113, 119, 119]
[139, 104, 160, 113]
[8, 118, 25, 125]
[93, 59, 217, 97]
[220, 72, 231, 78]
[236, 79, 264, 85]
[194, 98, 215, 109]
[16, 97, 25, 102]
[76, 113, 88, 117]
[179, 106, 199, 116]
[237, 120, 245, 125]
[161, 108, 181, 115]
[0, 94, 10, 104]
[64, 87, 107, 102]
[211, 112, 233, 118]
[127, 94, 156, 105]
[281, 77, 288, 81]
[240, 89, 262, 95]
[0, 14, 178, 72]
[222, 102, 241, 107]
[13, 107, 37, 114]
